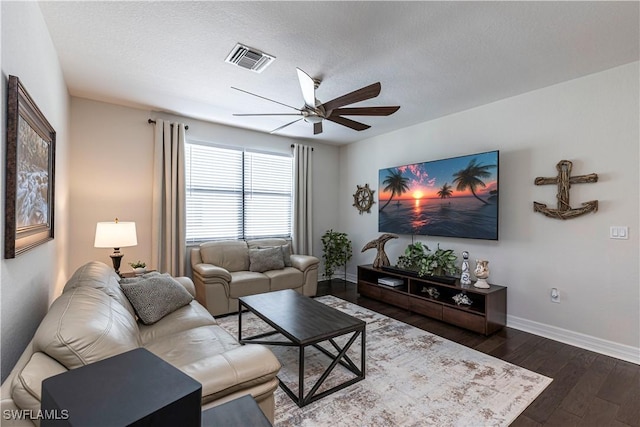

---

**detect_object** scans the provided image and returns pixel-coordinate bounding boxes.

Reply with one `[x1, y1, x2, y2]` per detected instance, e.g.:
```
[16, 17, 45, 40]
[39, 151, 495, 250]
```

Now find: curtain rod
[148, 119, 189, 130]
[291, 144, 314, 151]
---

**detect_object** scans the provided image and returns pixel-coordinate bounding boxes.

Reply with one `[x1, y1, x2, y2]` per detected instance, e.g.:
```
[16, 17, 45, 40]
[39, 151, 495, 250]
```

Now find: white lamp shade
[94, 221, 138, 248]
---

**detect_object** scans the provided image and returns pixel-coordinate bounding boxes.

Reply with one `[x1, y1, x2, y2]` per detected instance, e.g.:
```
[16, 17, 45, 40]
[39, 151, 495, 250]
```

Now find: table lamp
[94, 218, 138, 275]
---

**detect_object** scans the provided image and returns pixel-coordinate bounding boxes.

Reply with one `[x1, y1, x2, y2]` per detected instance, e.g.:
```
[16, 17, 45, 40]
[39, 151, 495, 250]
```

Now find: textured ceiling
[38, 1, 639, 145]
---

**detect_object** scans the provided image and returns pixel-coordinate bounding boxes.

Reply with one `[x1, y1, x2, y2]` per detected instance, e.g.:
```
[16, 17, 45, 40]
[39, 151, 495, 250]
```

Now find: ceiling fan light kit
[232, 67, 400, 135]
[304, 114, 323, 124]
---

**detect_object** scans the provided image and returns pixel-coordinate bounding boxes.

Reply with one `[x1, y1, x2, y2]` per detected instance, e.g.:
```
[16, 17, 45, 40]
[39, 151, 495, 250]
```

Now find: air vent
[225, 43, 275, 73]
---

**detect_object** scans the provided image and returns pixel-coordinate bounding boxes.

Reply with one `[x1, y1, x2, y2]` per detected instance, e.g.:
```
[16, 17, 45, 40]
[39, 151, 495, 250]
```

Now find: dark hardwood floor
[317, 279, 640, 427]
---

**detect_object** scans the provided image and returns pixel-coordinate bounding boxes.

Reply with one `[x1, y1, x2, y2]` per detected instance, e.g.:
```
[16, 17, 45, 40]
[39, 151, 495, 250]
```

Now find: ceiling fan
[232, 68, 400, 135]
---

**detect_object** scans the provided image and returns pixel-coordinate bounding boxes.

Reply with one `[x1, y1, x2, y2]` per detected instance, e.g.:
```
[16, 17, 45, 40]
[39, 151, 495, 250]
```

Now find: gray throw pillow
[259, 244, 292, 267]
[121, 274, 193, 325]
[280, 244, 292, 267]
[249, 247, 285, 272]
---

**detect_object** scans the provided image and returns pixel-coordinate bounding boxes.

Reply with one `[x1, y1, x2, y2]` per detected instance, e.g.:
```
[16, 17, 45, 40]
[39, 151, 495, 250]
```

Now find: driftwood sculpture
[533, 160, 598, 220]
[362, 233, 398, 268]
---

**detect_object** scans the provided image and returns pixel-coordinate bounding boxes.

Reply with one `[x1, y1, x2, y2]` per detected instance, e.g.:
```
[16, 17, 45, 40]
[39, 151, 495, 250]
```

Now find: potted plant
[396, 242, 458, 281]
[424, 244, 459, 277]
[321, 229, 353, 280]
[396, 241, 431, 276]
[129, 260, 147, 276]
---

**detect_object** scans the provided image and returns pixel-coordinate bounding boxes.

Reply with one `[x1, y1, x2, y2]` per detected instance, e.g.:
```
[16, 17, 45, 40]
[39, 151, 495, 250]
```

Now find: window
[185, 141, 293, 243]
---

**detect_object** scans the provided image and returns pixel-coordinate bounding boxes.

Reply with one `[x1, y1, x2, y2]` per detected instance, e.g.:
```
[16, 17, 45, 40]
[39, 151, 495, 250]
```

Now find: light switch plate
[610, 226, 629, 239]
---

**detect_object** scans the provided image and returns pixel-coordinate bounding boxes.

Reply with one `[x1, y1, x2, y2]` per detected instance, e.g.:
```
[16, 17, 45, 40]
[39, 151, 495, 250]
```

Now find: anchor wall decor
[533, 160, 598, 220]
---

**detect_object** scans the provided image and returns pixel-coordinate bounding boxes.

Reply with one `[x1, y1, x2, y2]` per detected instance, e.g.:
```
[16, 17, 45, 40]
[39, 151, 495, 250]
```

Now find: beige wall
[339, 62, 639, 362]
[68, 99, 154, 271]
[68, 99, 341, 275]
[1, 1, 71, 381]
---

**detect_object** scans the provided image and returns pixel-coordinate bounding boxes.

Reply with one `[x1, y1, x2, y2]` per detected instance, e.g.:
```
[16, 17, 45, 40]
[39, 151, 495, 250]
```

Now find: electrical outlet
[551, 288, 560, 303]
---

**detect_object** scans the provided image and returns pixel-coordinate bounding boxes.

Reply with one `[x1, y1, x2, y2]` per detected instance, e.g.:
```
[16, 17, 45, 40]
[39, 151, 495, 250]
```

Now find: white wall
[1, 2, 70, 381]
[339, 62, 639, 362]
[68, 99, 340, 274]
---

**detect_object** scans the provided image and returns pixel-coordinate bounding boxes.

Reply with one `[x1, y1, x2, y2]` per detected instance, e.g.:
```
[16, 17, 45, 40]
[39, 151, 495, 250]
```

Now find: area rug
[216, 296, 552, 426]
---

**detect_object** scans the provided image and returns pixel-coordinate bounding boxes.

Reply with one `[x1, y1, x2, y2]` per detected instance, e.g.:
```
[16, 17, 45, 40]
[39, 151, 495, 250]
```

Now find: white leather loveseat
[0, 261, 281, 426]
[191, 238, 319, 316]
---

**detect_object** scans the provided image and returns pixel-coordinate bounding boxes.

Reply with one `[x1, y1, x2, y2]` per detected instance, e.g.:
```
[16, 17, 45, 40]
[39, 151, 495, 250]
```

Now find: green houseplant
[396, 242, 458, 278]
[424, 245, 459, 277]
[129, 260, 146, 269]
[321, 229, 353, 280]
[396, 241, 431, 275]
[128, 260, 147, 276]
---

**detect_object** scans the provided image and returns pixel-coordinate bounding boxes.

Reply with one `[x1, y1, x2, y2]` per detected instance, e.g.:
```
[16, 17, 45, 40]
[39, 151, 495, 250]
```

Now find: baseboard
[323, 272, 357, 283]
[507, 315, 640, 365]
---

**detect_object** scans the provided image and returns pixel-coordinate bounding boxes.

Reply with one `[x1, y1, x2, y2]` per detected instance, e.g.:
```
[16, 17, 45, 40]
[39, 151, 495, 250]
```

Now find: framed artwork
[5, 75, 56, 258]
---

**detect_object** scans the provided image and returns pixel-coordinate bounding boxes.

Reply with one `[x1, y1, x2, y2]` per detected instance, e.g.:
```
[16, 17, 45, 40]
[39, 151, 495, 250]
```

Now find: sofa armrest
[190, 247, 203, 266]
[173, 276, 197, 298]
[290, 254, 320, 272]
[192, 264, 232, 282]
[181, 345, 281, 401]
[4, 352, 68, 426]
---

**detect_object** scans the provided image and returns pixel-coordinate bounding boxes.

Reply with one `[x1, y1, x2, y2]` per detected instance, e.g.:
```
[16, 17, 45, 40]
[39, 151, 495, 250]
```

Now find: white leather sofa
[191, 238, 320, 316]
[0, 261, 281, 426]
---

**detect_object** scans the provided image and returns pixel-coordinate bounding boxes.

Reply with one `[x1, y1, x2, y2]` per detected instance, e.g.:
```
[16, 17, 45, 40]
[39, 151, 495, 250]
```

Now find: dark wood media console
[357, 264, 507, 335]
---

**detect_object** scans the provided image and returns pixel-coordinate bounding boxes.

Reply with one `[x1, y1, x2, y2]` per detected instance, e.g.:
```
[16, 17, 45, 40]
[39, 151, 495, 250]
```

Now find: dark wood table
[201, 395, 271, 427]
[239, 290, 366, 407]
[41, 348, 201, 427]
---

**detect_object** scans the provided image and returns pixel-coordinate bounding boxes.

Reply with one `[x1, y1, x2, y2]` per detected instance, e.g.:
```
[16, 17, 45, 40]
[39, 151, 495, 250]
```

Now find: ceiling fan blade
[233, 113, 302, 116]
[321, 82, 382, 113]
[329, 106, 400, 116]
[325, 115, 370, 131]
[270, 118, 303, 134]
[314, 122, 323, 135]
[296, 68, 316, 108]
[231, 87, 300, 111]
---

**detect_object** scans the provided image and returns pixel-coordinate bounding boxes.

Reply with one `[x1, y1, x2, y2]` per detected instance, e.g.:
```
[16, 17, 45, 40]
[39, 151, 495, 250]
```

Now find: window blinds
[185, 142, 292, 243]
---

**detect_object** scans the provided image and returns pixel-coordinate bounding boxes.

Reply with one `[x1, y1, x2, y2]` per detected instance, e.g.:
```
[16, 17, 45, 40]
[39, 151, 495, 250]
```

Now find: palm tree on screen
[379, 169, 410, 211]
[437, 183, 453, 201]
[452, 158, 496, 204]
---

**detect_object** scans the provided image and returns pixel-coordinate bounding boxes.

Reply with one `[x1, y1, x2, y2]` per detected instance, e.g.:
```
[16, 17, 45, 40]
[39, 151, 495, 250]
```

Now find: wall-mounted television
[378, 150, 499, 240]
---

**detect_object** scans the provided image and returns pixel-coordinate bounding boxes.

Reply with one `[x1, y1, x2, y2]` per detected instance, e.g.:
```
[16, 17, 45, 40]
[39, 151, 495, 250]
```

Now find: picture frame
[5, 75, 56, 258]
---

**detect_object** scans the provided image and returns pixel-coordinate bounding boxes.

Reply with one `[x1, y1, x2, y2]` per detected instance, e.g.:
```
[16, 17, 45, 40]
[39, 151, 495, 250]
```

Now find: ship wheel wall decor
[353, 184, 375, 214]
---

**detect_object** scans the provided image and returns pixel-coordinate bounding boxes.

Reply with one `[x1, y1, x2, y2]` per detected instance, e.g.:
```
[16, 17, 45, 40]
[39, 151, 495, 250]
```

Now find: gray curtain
[152, 120, 186, 276]
[292, 144, 313, 255]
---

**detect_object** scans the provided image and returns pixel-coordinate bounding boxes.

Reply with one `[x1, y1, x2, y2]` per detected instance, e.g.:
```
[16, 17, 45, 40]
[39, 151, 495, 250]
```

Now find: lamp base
[110, 248, 124, 276]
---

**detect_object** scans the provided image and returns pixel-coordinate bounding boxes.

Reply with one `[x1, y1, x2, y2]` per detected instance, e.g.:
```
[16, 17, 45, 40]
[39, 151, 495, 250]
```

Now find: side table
[120, 270, 157, 278]
[41, 348, 202, 426]
[202, 395, 272, 427]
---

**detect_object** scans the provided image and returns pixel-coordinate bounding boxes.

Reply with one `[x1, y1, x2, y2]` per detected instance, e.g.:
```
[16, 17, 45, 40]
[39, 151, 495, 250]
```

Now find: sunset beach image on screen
[378, 150, 499, 240]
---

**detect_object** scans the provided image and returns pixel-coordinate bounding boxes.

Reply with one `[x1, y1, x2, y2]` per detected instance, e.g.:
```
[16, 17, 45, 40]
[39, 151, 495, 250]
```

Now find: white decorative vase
[134, 267, 147, 276]
[474, 260, 490, 289]
[460, 251, 471, 287]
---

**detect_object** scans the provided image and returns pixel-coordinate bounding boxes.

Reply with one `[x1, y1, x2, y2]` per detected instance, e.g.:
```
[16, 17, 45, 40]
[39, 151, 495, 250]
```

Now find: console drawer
[358, 281, 381, 299]
[409, 298, 443, 320]
[443, 307, 485, 334]
[379, 286, 409, 309]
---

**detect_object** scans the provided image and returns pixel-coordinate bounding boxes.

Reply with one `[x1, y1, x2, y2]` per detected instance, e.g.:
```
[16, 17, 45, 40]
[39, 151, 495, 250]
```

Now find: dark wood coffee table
[238, 290, 366, 407]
